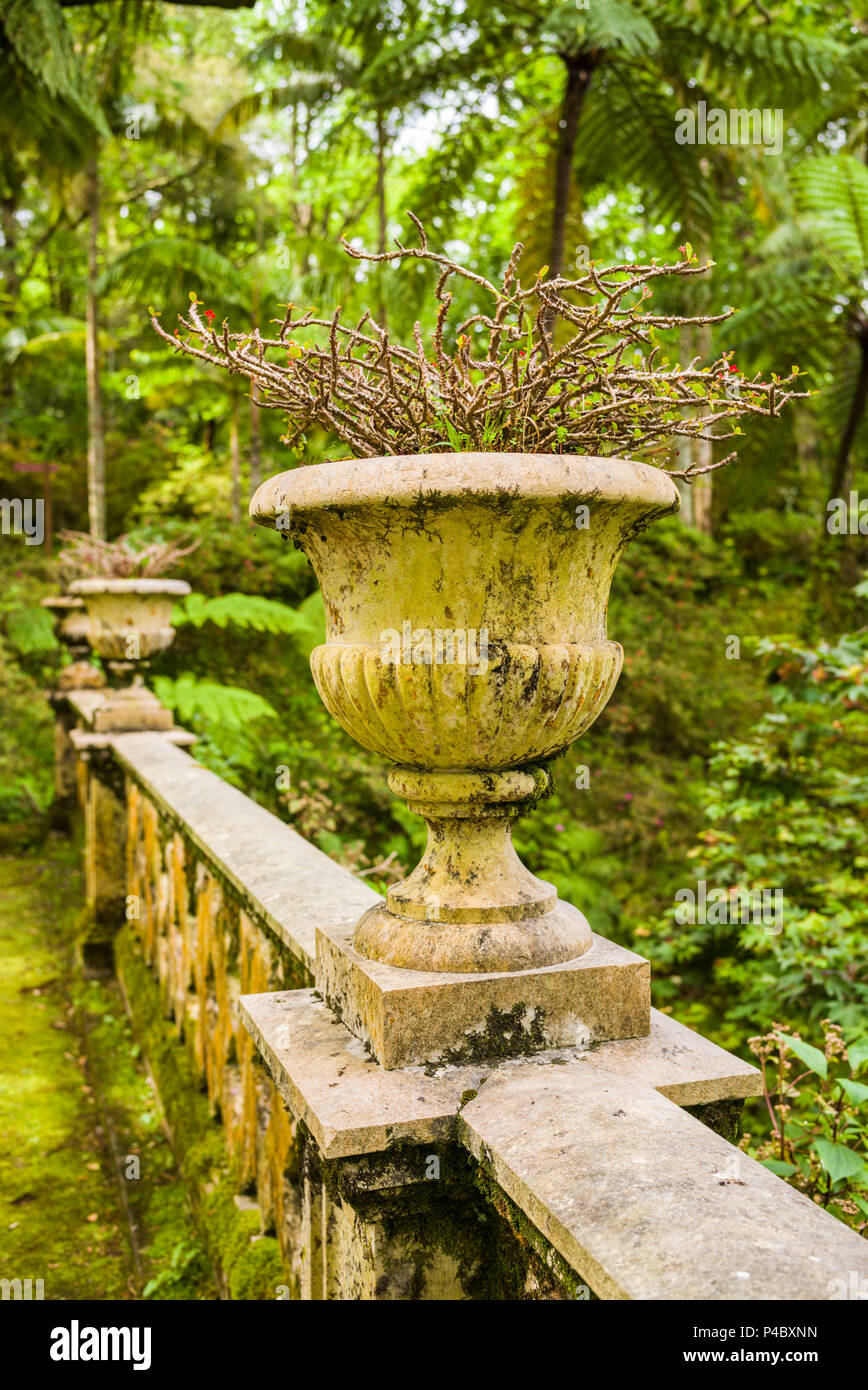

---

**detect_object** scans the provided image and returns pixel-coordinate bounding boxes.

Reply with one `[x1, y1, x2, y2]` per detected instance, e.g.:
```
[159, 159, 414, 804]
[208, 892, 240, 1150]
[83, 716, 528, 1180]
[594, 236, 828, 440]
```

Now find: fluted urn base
[352, 766, 592, 973]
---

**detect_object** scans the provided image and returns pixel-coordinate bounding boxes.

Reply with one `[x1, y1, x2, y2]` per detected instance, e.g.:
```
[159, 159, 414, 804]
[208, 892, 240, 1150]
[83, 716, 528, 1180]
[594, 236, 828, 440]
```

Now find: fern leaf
[5, 606, 60, 656]
[172, 592, 315, 637]
[152, 673, 279, 731]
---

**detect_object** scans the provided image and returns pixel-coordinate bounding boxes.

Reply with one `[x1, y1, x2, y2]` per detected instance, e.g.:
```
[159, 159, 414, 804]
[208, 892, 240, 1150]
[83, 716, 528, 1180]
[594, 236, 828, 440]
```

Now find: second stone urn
[68, 577, 190, 732]
[252, 453, 679, 978]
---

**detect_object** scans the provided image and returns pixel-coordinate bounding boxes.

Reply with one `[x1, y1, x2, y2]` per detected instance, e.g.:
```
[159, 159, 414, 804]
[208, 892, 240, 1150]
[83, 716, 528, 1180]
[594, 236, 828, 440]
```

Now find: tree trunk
[1, 193, 21, 304]
[691, 313, 714, 536]
[229, 390, 241, 524]
[548, 54, 593, 283]
[375, 107, 388, 327]
[1, 165, 23, 400]
[794, 404, 818, 481]
[85, 155, 106, 540]
[376, 109, 387, 255]
[249, 395, 262, 498]
[828, 331, 868, 505]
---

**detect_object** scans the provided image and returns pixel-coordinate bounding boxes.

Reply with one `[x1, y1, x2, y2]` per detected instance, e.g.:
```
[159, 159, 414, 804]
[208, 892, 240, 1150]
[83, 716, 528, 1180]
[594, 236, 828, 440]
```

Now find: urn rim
[250, 451, 680, 525]
[68, 577, 191, 597]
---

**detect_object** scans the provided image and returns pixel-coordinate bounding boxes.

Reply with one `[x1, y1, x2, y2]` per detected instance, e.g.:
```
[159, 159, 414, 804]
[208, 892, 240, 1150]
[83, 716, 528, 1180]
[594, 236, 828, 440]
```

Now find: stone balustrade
[54, 688, 868, 1300]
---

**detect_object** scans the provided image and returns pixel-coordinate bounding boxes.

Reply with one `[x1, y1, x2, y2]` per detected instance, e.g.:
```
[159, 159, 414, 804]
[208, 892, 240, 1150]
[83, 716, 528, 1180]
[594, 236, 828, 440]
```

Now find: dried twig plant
[58, 531, 199, 582]
[151, 215, 807, 479]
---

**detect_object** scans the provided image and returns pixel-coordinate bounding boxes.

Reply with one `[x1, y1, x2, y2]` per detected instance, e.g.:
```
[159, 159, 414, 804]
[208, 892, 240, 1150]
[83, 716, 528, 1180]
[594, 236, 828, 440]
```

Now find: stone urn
[42, 594, 91, 656]
[41, 594, 105, 690]
[251, 454, 678, 976]
[68, 577, 190, 731]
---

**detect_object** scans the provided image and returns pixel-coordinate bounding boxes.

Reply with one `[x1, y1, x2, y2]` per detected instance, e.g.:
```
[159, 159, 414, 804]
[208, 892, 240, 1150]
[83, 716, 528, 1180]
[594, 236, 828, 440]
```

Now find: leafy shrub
[743, 1023, 868, 1234]
[644, 628, 868, 1043]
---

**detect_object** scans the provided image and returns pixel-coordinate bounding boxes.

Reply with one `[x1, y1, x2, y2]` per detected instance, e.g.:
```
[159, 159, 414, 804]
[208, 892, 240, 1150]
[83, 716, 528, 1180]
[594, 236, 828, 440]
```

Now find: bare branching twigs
[58, 532, 199, 581]
[151, 218, 807, 476]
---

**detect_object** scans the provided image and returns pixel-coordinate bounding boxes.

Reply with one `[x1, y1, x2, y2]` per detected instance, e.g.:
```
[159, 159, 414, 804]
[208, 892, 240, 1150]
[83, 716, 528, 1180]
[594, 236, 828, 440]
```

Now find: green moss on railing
[115, 925, 284, 1299]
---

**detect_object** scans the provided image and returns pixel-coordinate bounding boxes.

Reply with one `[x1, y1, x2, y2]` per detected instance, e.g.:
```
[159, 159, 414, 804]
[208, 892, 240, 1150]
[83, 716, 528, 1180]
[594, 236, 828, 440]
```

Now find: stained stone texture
[66, 689, 108, 728]
[238, 988, 761, 1160]
[92, 685, 175, 733]
[55, 661, 104, 691]
[84, 758, 126, 937]
[570, 1009, 763, 1106]
[318, 916, 651, 1069]
[250, 453, 679, 770]
[69, 577, 190, 663]
[458, 1065, 868, 1300]
[239, 988, 491, 1159]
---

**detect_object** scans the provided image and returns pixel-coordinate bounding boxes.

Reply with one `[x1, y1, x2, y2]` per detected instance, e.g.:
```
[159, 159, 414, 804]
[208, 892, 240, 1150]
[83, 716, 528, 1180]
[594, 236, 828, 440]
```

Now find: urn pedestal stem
[353, 765, 593, 974]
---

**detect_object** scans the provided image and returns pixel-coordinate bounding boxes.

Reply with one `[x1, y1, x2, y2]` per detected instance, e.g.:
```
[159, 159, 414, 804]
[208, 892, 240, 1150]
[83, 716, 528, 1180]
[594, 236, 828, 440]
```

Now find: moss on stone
[440, 1003, 548, 1067]
[685, 1097, 745, 1145]
[116, 925, 287, 1298]
[0, 837, 215, 1299]
[327, 1140, 580, 1300]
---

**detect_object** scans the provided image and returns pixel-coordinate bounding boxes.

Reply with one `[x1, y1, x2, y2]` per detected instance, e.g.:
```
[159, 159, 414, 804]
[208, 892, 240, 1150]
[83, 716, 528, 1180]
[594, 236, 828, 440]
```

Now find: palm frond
[576, 67, 715, 230]
[791, 154, 868, 278]
[96, 238, 251, 311]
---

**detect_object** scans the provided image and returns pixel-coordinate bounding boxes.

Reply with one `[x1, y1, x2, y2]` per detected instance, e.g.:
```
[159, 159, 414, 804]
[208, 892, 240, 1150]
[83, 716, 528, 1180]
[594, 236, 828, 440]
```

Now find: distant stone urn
[68, 577, 190, 731]
[252, 454, 678, 974]
[41, 594, 105, 691]
[41, 594, 91, 657]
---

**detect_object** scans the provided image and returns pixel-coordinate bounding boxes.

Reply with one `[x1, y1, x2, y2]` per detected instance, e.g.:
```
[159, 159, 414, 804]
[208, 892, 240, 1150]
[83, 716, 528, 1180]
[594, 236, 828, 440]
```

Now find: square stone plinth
[316, 919, 651, 1069]
[93, 700, 174, 733]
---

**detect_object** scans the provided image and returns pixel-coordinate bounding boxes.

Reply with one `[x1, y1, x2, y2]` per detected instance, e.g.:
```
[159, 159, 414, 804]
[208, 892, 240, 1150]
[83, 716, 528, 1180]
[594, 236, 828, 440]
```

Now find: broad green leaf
[848, 1038, 868, 1073]
[780, 1034, 827, 1079]
[760, 1159, 798, 1177]
[837, 1078, 868, 1107]
[813, 1139, 867, 1184]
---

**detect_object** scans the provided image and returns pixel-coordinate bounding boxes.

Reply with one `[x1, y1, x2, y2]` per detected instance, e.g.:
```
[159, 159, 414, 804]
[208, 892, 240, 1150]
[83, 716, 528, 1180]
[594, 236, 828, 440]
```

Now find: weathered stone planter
[252, 453, 678, 1065]
[41, 594, 104, 691]
[42, 594, 91, 655]
[68, 577, 190, 732]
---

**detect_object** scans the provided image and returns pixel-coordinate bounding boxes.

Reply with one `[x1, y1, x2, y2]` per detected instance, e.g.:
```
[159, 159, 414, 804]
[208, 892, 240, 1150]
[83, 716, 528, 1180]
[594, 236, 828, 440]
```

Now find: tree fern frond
[213, 78, 340, 136]
[577, 68, 715, 230]
[655, 5, 843, 102]
[244, 30, 357, 75]
[151, 673, 279, 732]
[0, 0, 109, 136]
[172, 592, 315, 639]
[791, 155, 868, 277]
[582, 0, 660, 58]
[540, 0, 659, 59]
[96, 238, 251, 311]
